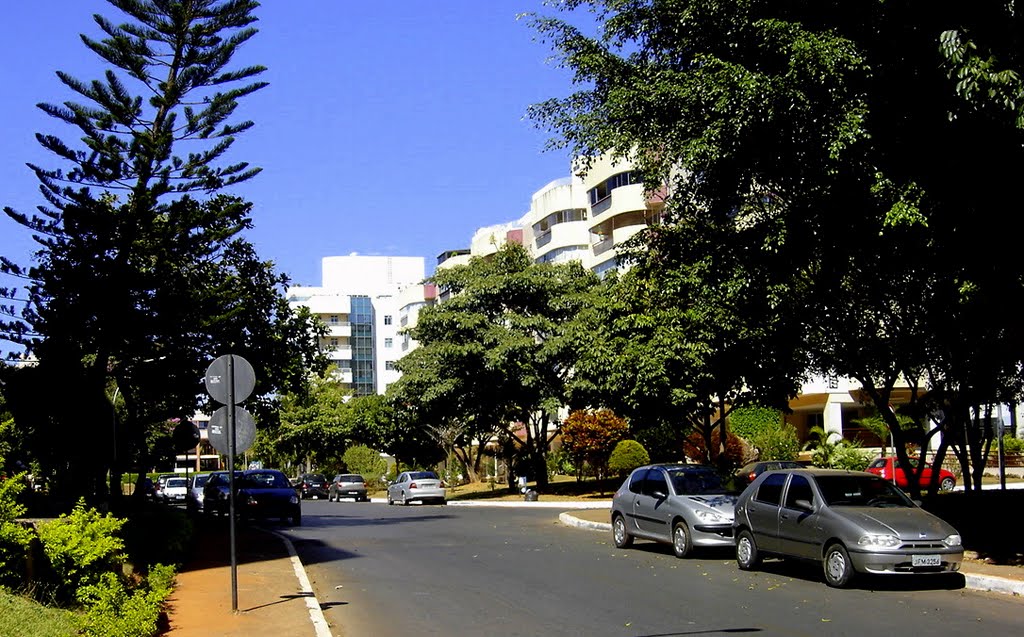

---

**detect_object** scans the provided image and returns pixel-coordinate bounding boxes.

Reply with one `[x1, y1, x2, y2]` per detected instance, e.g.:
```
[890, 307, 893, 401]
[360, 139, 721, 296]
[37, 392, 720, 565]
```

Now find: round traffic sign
[207, 406, 256, 455]
[172, 421, 201, 453]
[205, 355, 256, 405]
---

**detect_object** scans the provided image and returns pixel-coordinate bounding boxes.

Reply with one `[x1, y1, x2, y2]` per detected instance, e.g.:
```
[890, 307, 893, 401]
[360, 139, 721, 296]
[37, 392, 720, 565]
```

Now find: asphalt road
[284, 500, 1023, 637]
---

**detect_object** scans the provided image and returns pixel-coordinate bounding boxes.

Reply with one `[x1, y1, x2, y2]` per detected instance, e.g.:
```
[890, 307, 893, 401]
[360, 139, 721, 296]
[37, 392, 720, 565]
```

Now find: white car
[161, 477, 189, 504]
[387, 471, 446, 505]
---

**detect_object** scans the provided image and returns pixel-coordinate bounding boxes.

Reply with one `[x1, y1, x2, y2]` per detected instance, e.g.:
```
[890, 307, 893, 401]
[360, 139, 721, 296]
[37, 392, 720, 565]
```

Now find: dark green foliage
[608, 440, 650, 477]
[0, 474, 34, 588]
[342, 445, 387, 481]
[76, 564, 174, 637]
[751, 422, 800, 461]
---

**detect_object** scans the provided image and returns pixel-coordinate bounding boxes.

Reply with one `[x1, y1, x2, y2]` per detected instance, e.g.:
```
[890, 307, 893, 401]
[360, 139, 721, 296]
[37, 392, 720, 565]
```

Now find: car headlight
[943, 534, 962, 547]
[289, 495, 299, 505]
[858, 534, 901, 549]
[694, 509, 728, 524]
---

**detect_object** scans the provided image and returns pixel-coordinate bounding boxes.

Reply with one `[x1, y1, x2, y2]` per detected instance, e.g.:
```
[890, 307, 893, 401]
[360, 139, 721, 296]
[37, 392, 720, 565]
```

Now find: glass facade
[350, 295, 375, 396]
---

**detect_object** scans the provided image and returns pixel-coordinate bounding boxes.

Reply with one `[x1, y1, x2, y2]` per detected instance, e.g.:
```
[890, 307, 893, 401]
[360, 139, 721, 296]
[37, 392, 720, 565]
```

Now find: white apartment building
[287, 255, 428, 396]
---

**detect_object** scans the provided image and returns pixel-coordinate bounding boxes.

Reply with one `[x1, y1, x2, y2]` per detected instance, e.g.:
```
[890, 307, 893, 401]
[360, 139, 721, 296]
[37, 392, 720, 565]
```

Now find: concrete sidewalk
[162, 501, 1022, 637]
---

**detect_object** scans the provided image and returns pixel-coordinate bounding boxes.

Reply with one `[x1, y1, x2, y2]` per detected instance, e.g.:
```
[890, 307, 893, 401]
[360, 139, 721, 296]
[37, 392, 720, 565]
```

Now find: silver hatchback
[733, 467, 964, 587]
[611, 463, 738, 558]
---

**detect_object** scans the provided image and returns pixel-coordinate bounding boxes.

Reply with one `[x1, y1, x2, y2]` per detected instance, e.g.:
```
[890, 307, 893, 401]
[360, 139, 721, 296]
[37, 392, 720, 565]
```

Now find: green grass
[0, 589, 79, 637]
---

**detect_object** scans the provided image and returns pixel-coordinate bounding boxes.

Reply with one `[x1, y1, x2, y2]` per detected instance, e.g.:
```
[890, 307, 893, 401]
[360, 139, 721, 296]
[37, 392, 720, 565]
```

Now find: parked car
[864, 456, 956, 492]
[733, 467, 964, 587]
[295, 473, 330, 500]
[186, 472, 211, 513]
[204, 469, 301, 525]
[329, 474, 369, 502]
[160, 476, 189, 504]
[610, 463, 738, 558]
[735, 460, 806, 489]
[154, 473, 178, 497]
[387, 471, 446, 505]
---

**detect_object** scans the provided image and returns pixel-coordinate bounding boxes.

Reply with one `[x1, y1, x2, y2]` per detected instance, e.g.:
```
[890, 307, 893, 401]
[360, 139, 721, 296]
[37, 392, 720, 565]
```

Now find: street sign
[172, 421, 201, 453]
[204, 355, 255, 405]
[207, 406, 256, 455]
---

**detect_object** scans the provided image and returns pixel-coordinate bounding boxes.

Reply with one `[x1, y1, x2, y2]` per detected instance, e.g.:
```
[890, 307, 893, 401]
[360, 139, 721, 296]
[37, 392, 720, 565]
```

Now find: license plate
[912, 554, 941, 567]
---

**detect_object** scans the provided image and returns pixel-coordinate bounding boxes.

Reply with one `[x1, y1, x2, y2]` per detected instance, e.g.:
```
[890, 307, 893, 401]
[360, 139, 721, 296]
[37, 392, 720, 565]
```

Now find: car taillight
[410, 482, 418, 488]
[747, 472, 756, 482]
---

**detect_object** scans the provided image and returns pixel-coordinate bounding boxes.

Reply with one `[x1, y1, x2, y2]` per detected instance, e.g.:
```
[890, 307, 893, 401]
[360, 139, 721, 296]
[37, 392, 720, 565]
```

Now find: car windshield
[815, 475, 915, 507]
[408, 471, 438, 480]
[666, 468, 727, 495]
[242, 472, 292, 489]
[192, 475, 209, 487]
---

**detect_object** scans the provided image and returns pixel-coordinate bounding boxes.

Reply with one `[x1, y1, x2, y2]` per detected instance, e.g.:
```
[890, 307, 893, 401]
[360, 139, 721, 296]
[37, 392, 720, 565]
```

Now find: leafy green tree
[341, 445, 387, 483]
[560, 409, 629, 479]
[607, 439, 650, 478]
[0, 1, 326, 507]
[392, 242, 600, 487]
[527, 0, 1024, 496]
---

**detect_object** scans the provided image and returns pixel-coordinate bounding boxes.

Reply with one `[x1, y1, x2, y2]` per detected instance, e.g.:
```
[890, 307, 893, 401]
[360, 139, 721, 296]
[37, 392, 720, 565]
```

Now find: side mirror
[652, 490, 667, 499]
[793, 499, 814, 512]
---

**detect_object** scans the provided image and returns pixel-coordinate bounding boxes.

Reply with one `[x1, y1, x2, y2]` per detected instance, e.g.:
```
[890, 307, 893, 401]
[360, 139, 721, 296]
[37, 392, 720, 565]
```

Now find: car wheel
[823, 543, 855, 588]
[672, 520, 693, 559]
[736, 530, 761, 570]
[387, 493, 394, 505]
[401, 492, 409, 506]
[940, 476, 956, 492]
[612, 515, 633, 549]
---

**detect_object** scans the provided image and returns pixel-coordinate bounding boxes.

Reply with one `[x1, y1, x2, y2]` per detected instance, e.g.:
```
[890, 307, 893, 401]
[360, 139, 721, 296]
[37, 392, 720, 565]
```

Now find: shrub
[76, 563, 175, 637]
[751, 423, 800, 461]
[0, 472, 34, 588]
[607, 440, 650, 477]
[803, 427, 870, 471]
[561, 409, 630, 479]
[35, 499, 126, 605]
[728, 405, 784, 442]
[682, 429, 746, 474]
[1001, 435, 1024, 454]
[342, 445, 388, 482]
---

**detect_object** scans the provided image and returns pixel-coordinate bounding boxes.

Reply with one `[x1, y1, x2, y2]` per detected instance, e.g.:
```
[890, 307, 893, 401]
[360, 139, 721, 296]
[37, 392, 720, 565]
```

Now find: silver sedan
[733, 467, 964, 587]
[611, 463, 738, 558]
[387, 471, 447, 505]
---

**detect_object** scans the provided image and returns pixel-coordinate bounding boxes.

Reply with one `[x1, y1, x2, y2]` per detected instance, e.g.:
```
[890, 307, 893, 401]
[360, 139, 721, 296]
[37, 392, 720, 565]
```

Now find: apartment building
[287, 255, 428, 396]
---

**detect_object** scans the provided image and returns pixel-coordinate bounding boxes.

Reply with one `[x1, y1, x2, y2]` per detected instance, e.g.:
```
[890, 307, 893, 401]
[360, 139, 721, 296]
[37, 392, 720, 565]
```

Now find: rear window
[304, 474, 327, 482]
[166, 478, 187, 488]
[409, 471, 438, 480]
[341, 475, 364, 482]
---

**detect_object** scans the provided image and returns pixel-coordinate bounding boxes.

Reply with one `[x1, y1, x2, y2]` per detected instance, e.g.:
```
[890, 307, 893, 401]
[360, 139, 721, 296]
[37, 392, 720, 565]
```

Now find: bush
[342, 445, 388, 482]
[803, 427, 870, 471]
[1001, 435, 1024, 454]
[751, 423, 800, 461]
[35, 499, 126, 605]
[607, 440, 650, 477]
[0, 472, 35, 588]
[682, 429, 746, 474]
[76, 563, 175, 637]
[728, 405, 784, 442]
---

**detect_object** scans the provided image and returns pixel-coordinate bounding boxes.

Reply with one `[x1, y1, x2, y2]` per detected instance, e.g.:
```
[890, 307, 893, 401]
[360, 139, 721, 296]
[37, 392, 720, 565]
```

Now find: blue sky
[1, 1, 585, 291]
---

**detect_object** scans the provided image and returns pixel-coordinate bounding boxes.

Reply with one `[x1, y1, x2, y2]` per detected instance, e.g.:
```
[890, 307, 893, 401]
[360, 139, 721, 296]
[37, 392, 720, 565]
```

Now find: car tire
[823, 543, 855, 588]
[672, 520, 693, 559]
[612, 515, 633, 549]
[736, 529, 761, 570]
[940, 476, 955, 492]
[387, 493, 394, 505]
[401, 492, 409, 506]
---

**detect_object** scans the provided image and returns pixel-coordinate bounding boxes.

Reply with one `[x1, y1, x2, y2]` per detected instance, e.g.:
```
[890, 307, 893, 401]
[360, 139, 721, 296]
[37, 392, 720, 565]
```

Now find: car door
[743, 472, 788, 553]
[777, 473, 823, 560]
[633, 467, 672, 540]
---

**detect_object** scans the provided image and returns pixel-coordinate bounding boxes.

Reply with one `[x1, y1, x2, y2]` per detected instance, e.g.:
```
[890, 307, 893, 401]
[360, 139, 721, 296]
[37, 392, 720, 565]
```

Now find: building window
[329, 315, 339, 324]
[330, 338, 338, 348]
[587, 171, 636, 205]
[384, 337, 393, 348]
[385, 361, 396, 370]
[384, 315, 393, 326]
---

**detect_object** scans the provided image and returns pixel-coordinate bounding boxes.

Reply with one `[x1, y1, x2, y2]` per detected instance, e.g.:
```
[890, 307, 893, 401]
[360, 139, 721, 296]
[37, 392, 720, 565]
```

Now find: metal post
[227, 356, 238, 612]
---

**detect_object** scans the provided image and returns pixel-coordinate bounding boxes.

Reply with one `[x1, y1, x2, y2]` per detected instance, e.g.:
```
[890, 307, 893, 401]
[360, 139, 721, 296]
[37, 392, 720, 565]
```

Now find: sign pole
[227, 355, 238, 612]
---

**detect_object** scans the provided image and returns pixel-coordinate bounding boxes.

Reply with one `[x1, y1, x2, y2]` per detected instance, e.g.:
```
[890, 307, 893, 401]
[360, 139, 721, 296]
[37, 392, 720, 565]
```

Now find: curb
[271, 530, 332, 637]
[557, 512, 1024, 599]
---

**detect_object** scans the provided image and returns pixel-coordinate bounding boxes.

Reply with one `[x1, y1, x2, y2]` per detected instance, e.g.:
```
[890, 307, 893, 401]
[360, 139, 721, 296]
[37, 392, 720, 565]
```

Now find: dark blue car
[203, 469, 301, 526]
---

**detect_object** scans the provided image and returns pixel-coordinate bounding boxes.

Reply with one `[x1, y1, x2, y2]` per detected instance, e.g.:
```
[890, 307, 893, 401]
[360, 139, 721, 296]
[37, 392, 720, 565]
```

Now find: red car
[865, 456, 956, 491]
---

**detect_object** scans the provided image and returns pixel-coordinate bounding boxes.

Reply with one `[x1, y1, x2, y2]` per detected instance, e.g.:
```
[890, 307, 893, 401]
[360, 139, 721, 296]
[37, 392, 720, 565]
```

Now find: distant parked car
[160, 477, 189, 504]
[611, 463, 738, 558]
[329, 474, 369, 502]
[387, 471, 446, 505]
[204, 469, 301, 525]
[154, 473, 178, 497]
[733, 467, 963, 587]
[186, 473, 211, 514]
[735, 460, 805, 489]
[296, 473, 330, 500]
[864, 456, 956, 492]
